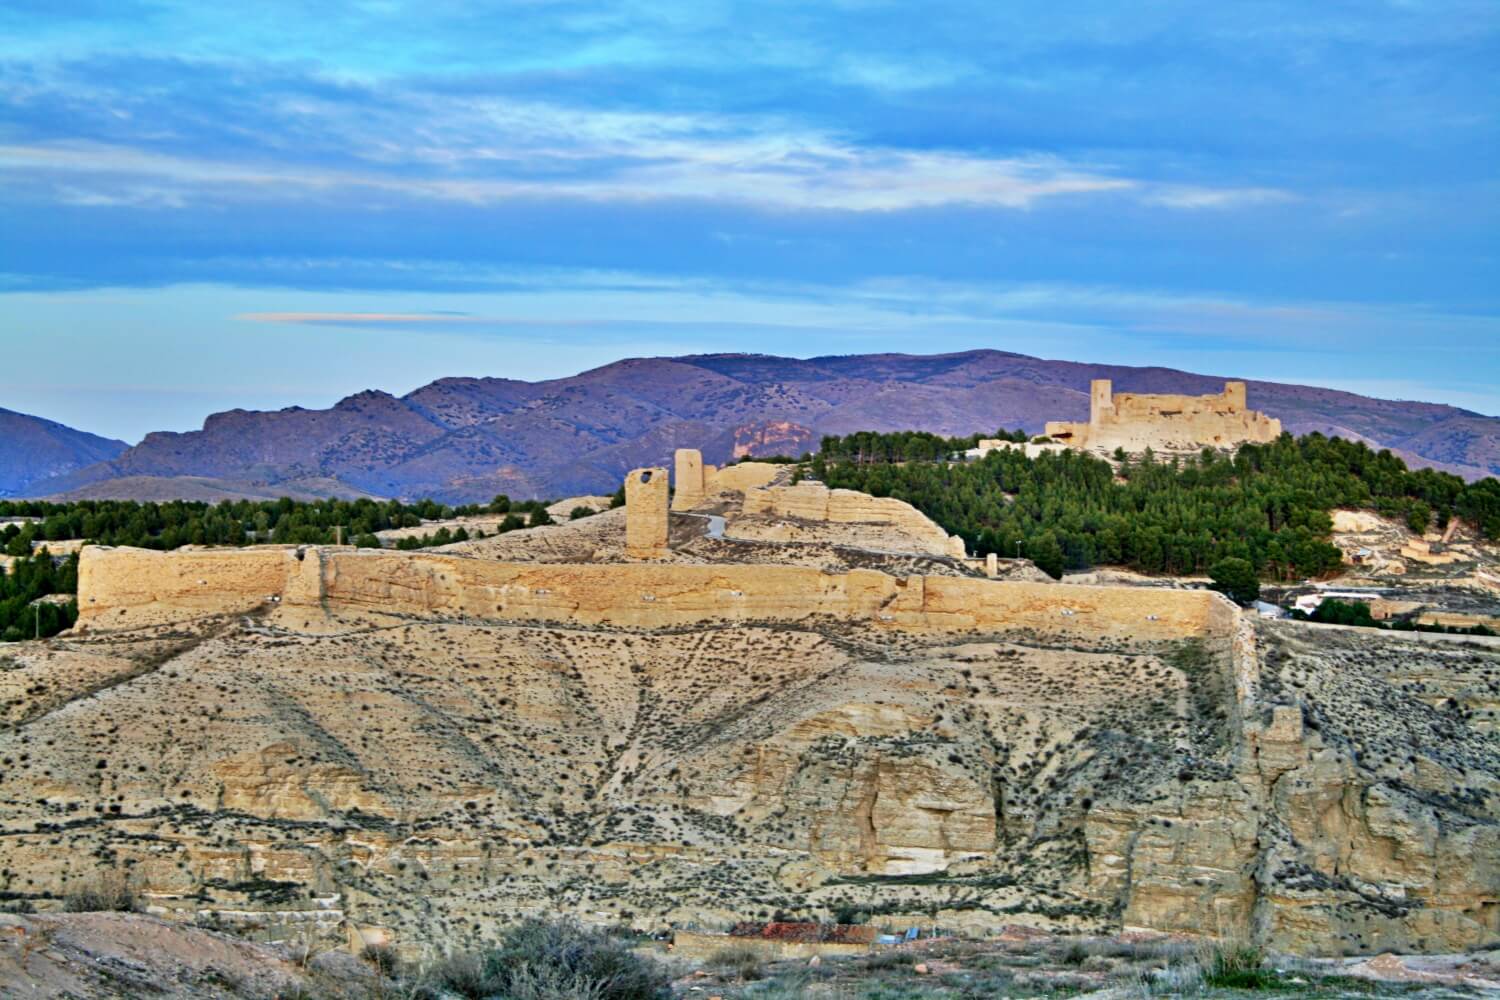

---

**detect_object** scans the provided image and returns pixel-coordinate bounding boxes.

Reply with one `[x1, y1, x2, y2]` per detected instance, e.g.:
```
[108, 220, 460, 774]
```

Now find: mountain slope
[0, 408, 128, 497]
[24, 351, 1500, 502]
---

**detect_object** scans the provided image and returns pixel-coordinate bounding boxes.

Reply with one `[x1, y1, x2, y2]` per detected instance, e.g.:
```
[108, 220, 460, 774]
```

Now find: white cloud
[0, 92, 1292, 213]
[1144, 186, 1297, 209]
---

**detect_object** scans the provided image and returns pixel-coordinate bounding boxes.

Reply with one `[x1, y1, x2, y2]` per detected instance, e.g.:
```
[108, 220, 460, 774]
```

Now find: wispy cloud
[1, 75, 1306, 215]
[2, 132, 1151, 212]
[1144, 186, 1297, 210]
[1, 0, 1495, 431]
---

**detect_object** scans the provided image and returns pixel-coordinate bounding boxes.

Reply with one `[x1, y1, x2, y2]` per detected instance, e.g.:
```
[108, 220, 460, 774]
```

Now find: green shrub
[1202, 942, 1273, 989]
[420, 918, 669, 1000]
[831, 902, 869, 925]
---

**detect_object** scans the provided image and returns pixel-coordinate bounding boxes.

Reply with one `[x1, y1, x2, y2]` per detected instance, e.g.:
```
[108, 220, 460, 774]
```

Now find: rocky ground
[0, 592, 1494, 959]
[2, 912, 1496, 998]
[0, 486, 1495, 981]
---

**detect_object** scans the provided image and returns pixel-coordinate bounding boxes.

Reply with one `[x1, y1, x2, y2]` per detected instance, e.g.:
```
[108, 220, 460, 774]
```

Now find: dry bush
[707, 943, 765, 981]
[62, 868, 136, 913]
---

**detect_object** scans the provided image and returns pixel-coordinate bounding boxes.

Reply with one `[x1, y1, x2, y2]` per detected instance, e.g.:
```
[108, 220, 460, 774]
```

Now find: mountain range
[0, 407, 128, 498]
[13, 350, 1500, 503]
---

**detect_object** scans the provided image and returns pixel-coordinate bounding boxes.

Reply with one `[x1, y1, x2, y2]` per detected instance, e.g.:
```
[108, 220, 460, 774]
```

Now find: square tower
[625, 467, 670, 557]
[671, 448, 705, 511]
[1090, 379, 1115, 427]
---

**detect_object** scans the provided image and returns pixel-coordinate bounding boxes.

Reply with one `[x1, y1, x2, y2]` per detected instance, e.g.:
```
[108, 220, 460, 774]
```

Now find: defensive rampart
[705, 461, 780, 494]
[1045, 380, 1281, 453]
[740, 483, 966, 558]
[77, 546, 1236, 643]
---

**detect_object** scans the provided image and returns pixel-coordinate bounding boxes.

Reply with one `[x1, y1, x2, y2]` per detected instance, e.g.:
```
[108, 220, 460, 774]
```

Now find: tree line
[0, 494, 555, 553]
[812, 431, 1500, 580]
[817, 428, 1030, 465]
[0, 493, 573, 641]
[0, 551, 78, 642]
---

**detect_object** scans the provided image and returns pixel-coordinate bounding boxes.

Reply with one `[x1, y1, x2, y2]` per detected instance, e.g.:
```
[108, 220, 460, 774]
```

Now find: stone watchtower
[1090, 379, 1115, 427]
[625, 467, 670, 558]
[671, 448, 705, 511]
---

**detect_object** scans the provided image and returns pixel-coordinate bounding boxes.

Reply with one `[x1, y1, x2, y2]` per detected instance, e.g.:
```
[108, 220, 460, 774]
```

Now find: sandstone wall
[77, 546, 1228, 642]
[705, 461, 780, 494]
[671, 449, 705, 511]
[624, 467, 669, 557]
[741, 483, 965, 558]
[77, 545, 322, 622]
[1045, 380, 1281, 453]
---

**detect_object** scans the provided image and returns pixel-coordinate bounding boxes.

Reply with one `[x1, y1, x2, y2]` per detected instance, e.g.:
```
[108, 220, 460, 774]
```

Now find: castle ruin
[624, 467, 669, 557]
[1044, 380, 1281, 453]
[671, 448, 710, 511]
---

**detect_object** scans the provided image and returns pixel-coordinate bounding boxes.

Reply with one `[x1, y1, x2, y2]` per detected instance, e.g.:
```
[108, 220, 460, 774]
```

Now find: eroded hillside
[0, 467, 1495, 960]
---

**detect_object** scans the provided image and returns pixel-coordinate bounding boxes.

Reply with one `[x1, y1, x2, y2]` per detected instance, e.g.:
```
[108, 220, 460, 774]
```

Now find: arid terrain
[1, 461, 1495, 993]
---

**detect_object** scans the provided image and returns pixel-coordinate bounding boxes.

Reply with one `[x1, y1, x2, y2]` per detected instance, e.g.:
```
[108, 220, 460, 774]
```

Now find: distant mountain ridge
[22, 350, 1500, 503]
[0, 407, 127, 497]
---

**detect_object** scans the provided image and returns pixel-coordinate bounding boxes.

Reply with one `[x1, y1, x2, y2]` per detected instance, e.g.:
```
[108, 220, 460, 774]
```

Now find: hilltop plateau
[20, 351, 1500, 503]
[0, 462, 1495, 978]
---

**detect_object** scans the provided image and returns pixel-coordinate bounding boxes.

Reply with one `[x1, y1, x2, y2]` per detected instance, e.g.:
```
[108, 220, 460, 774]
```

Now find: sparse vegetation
[408, 918, 670, 1000]
[707, 943, 766, 981]
[1202, 941, 1274, 989]
[62, 868, 136, 913]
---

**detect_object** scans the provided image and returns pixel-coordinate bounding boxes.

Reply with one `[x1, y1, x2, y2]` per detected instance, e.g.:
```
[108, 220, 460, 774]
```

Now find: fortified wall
[76, 545, 1236, 644]
[671, 450, 781, 510]
[739, 482, 967, 558]
[1045, 380, 1281, 453]
[624, 466, 670, 557]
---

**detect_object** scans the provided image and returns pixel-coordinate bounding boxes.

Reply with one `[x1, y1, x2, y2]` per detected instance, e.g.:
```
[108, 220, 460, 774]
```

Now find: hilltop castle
[1044, 379, 1281, 453]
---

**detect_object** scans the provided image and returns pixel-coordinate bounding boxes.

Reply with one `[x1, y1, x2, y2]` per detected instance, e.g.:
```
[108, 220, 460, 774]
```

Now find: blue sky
[2, 1, 1497, 443]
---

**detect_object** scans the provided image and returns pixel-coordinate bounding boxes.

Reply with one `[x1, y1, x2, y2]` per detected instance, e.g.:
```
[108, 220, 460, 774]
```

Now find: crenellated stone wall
[1045, 380, 1281, 453]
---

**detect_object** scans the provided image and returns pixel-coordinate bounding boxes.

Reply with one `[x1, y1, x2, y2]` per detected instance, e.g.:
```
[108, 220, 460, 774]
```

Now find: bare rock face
[1, 526, 1496, 957]
[1242, 623, 1500, 954]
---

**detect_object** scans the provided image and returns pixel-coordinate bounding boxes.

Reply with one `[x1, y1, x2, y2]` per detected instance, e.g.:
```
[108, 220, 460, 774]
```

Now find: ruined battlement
[1045, 379, 1281, 453]
[76, 544, 1237, 644]
[739, 482, 967, 558]
[624, 466, 670, 557]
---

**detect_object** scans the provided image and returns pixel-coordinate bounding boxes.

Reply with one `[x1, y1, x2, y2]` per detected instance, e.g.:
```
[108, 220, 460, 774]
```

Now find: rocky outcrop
[5, 535, 1495, 957]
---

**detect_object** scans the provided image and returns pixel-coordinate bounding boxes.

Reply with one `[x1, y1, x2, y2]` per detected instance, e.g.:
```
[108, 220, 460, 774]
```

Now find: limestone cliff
[1, 541, 1492, 956]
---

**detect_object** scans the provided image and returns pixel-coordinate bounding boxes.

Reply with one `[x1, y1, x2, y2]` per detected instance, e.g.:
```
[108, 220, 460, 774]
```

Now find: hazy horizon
[3, 2, 1497, 441]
